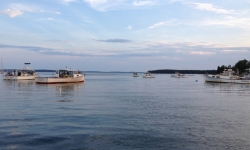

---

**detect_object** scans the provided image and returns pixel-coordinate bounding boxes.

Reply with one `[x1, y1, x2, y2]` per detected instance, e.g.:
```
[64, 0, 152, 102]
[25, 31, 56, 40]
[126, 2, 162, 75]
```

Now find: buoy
[196, 80, 198, 82]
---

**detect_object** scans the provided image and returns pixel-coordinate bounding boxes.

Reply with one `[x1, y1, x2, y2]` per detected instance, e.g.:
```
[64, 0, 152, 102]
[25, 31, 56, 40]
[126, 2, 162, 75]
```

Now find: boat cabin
[16, 69, 36, 76]
[221, 69, 234, 76]
[56, 70, 82, 78]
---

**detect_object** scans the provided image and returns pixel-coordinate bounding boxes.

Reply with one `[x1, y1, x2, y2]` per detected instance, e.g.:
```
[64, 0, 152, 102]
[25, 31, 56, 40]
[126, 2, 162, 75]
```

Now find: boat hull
[203, 74, 250, 84]
[143, 76, 155, 78]
[2, 75, 37, 80]
[35, 76, 84, 84]
[171, 75, 188, 78]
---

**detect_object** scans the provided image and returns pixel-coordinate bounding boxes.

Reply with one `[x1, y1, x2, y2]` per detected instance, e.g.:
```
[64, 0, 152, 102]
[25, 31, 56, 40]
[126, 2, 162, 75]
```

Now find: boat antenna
[24, 63, 31, 69]
[1, 58, 4, 74]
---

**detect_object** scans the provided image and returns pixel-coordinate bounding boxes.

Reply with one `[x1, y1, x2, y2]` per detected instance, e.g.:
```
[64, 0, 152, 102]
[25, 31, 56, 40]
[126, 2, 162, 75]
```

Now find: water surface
[1, 73, 250, 149]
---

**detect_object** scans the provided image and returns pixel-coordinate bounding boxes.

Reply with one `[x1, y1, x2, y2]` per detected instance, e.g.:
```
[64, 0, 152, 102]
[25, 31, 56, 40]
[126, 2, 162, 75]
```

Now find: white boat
[143, 72, 155, 78]
[203, 69, 250, 84]
[171, 72, 188, 78]
[2, 63, 38, 80]
[35, 69, 84, 84]
[133, 72, 139, 77]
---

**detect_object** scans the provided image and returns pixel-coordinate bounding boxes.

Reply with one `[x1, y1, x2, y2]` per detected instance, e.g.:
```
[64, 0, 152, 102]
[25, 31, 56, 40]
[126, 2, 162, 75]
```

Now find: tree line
[216, 59, 250, 74]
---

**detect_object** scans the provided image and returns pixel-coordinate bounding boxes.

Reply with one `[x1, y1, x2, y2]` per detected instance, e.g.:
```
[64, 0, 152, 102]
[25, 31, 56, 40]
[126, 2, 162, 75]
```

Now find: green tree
[234, 59, 248, 74]
[216, 66, 221, 74]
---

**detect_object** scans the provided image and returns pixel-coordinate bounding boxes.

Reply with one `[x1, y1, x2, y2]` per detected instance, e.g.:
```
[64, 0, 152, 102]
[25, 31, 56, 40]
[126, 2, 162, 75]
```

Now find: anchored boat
[2, 63, 38, 80]
[171, 72, 188, 78]
[203, 69, 250, 84]
[133, 72, 139, 77]
[143, 72, 155, 78]
[35, 69, 84, 84]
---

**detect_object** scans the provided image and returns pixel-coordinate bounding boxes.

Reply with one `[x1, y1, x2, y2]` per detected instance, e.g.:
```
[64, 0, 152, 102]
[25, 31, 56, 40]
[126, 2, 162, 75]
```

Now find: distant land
[2, 69, 143, 73]
[148, 69, 216, 74]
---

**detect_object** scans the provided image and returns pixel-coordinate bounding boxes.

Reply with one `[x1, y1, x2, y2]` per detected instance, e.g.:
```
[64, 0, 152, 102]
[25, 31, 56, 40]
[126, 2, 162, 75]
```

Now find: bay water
[1, 73, 250, 149]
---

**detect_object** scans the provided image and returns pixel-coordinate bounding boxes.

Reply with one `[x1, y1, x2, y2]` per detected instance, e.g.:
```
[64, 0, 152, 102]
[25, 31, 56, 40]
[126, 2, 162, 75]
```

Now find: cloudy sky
[0, 0, 250, 71]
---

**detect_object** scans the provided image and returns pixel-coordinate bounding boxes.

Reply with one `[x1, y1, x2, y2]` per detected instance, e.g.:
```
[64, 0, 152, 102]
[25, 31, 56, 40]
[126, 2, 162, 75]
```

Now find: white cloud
[190, 51, 215, 55]
[127, 25, 132, 30]
[176, 50, 215, 55]
[185, 2, 236, 14]
[40, 9, 61, 14]
[61, 0, 79, 4]
[200, 16, 250, 30]
[0, 9, 23, 18]
[82, 0, 168, 11]
[149, 19, 177, 29]
[222, 50, 249, 53]
[54, 11, 61, 14]
[10, 4, 37, 12]
[83, 0, 129, 11]
[133, 0, 156, 6]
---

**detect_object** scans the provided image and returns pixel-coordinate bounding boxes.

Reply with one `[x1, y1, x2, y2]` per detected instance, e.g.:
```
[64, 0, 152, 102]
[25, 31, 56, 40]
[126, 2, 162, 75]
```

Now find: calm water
[1, 73, 250, 150]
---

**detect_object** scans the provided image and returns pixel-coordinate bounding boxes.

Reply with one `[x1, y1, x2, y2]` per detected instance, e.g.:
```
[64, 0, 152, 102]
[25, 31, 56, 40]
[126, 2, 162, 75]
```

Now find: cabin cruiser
[171, 72, 188, 78]
[35, 68, 84, 84]
[2, 63, 38, 80]
[203, 69, 250, 84]
[133, 72, 139, 77]
[143, 72, 155, 78]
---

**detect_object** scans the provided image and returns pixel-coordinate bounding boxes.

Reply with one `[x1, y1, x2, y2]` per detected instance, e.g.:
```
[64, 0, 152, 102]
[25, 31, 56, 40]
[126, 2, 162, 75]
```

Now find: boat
[133, 72, 139, 77]
[142, 72, 155, 78]
[2, 63, 38, 80]
[35, 68, 84, 84]
[171, 72, 188, 78]
[203, 69, 250, 84]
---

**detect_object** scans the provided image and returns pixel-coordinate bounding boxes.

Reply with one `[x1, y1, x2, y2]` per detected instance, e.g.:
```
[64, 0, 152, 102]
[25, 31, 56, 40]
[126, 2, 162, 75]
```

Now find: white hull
[143, 76, 155, 78]
[35, 76, 84, 84]
[3, 75, 37, 80]
[171, 75, 188, 78]
[203, 74, 250, 84]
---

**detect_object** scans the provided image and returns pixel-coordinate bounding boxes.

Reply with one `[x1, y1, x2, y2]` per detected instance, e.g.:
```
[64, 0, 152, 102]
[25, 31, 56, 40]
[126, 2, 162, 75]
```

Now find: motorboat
[142, 72, 155, 78]
[171, 72, 188, 78]
[203, 69, 250, 84]
[133, 72, 139, 77]
[35, 68, 84, 84]
[2, 63, 38, 80]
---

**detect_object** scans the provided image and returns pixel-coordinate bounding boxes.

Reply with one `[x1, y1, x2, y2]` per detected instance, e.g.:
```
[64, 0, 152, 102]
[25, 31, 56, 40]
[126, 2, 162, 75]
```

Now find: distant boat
[2, 63, 38, 80]
[35, 68, 84, 84]
[171, 72, 188, 78]
[143, 72, 155, 78]
[0, 58, 3, 74]
[133, 72, 139, 77]
[203, 69, 250, 84]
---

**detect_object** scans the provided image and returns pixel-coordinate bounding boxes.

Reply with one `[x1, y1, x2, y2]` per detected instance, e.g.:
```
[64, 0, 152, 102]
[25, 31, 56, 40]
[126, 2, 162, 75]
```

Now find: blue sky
[0, 0, 250, 71]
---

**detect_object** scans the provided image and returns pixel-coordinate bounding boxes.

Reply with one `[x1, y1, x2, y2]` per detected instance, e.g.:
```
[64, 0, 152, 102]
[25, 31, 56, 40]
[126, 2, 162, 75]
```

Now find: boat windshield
[58, 70, 75, 78]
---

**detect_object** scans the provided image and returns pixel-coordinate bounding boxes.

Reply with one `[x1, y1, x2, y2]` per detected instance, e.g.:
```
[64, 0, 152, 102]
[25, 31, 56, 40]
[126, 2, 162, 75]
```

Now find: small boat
[203, 69, 250, 84]
[133, 72, 139, 77]
[35, 68, 84, 84]
[2, 63, 38, 80]
[171, 72, 188, 78]
[143, 72, 155, 78]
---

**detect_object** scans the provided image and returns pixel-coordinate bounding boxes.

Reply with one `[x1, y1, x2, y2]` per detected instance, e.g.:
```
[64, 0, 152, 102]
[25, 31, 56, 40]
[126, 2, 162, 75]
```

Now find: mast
[1, 58, 3, 74]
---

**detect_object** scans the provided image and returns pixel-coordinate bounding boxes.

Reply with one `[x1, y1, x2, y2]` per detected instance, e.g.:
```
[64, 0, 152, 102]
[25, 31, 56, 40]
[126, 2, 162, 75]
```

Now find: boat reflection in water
[36, 82, 84, 99]
[2, 79, 35, 88]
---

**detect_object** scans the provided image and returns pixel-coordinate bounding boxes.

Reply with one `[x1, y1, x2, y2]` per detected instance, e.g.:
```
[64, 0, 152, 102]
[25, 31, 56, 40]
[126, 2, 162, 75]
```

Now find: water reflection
[204, 82, 250, 95]
[36, 82, 84, 98]
[2, 80, 35, 91]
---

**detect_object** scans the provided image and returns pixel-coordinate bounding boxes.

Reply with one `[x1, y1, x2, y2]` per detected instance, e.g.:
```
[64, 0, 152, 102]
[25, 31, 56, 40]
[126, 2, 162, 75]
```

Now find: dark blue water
[1, 73, 250, 149]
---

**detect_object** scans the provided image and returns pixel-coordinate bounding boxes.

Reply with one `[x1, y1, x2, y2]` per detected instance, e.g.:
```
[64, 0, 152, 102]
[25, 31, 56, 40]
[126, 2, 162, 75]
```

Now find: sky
[0, 0, 250, 72]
